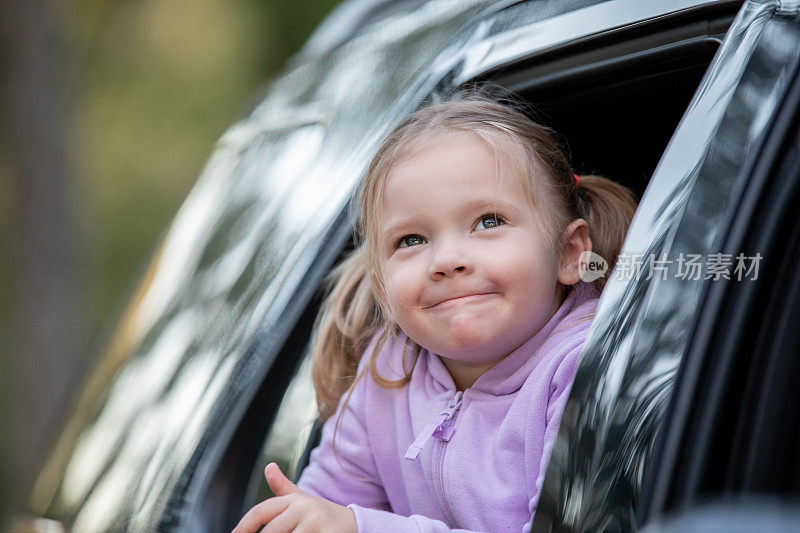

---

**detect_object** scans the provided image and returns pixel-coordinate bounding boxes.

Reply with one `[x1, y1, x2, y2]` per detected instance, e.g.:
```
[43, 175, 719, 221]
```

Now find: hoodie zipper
[433, 391, 463, 526]
[404, 391, 464, 525]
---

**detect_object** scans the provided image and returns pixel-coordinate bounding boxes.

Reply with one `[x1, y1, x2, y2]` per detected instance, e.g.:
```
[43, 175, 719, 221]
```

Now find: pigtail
[574, 174, 638, 290]
[310, 246, 382, 421]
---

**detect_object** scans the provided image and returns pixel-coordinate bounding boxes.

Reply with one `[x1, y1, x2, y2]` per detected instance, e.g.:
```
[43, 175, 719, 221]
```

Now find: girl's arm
[296, 364, 389, 509]
[235, 381, 569, 533]
[347, 506, 489, 532]
[238, 345, 482, 532]
[237, 341, 494, 532]
[522, 339, 586, 533]
[235, 463, 489, 533]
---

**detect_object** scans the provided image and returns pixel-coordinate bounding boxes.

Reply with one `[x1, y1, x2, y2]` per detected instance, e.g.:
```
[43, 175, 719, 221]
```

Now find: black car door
[533, 1, 800, 531]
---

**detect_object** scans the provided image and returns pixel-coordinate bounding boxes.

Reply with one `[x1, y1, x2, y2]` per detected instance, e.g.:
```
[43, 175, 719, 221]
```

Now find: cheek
[385, 257, 426, 307]
[498, 245, 558, 290]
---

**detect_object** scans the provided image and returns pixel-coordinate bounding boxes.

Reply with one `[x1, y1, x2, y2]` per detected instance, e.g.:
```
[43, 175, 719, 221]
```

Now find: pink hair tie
[574, 173, 580, 187]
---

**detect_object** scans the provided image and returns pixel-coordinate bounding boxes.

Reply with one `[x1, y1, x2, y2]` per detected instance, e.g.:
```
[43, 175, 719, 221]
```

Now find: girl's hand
[232, 463, 357, 533]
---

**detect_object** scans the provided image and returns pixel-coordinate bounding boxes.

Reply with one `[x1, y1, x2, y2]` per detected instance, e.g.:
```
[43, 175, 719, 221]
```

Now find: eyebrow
[382, 220, 416, 243]
[461, 198, 522, 217]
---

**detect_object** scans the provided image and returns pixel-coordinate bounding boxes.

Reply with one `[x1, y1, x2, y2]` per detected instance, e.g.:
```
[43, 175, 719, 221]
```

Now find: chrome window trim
[454, 0, 742, 82]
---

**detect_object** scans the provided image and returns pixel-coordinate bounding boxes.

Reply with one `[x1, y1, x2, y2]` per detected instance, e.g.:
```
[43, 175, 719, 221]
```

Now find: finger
[262, 505, 299, 533]
[264, 462, 303, 497]
[231, 496, 290, 533]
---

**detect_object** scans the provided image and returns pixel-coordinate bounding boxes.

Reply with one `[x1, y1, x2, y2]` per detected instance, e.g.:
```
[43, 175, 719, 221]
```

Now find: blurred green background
[0, 0, 339, 517]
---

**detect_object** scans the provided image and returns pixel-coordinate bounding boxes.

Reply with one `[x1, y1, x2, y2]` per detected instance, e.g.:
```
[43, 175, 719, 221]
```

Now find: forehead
[388, 128, 534, 201]
[379, 132, 531, 226]
[390, 131, 495, 180]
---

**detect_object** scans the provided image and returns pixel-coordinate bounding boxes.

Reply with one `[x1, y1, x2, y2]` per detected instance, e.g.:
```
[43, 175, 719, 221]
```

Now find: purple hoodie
[297, 282, 599, 532]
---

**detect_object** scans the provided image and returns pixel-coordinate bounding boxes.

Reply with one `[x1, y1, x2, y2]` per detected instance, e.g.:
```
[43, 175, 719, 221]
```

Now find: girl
[234, 90, 637, 532]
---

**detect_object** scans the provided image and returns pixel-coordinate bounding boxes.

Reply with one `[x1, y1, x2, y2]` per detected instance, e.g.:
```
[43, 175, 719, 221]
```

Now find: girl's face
[378, 131, 570, 389]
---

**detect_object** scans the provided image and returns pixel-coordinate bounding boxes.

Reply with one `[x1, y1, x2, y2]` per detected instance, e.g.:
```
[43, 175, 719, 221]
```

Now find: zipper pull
[404, 391, 464, 461]
[404, 416, 446, 460]
[434, 391, 463, 442]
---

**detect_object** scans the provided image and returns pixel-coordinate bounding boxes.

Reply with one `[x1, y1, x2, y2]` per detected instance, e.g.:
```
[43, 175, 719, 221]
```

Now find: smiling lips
[428, 292, 496, 308]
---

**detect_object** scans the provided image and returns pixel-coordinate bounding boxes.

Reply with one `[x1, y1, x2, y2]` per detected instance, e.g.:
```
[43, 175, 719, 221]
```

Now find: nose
[429, 240, 471, 279]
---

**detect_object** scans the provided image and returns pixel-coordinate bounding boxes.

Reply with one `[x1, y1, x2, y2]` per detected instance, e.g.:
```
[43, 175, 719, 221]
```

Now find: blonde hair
[311, 87, 638, 421]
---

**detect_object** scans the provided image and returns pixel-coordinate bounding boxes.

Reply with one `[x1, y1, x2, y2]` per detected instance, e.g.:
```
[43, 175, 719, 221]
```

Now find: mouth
[428, 292, 497, 308]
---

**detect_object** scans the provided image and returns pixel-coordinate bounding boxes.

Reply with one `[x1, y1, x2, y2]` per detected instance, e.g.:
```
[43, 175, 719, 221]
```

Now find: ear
[557, 218, 592, 285]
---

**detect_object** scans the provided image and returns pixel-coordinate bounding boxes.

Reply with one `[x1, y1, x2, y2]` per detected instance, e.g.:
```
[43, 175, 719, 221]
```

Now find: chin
[430, 328, 501, 360]
[405, 313, 512, 357]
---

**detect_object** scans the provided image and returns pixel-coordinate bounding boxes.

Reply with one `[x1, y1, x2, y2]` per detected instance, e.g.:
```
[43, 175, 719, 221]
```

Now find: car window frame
[644, 38, 800, 516]
[533, 1, 800, 530]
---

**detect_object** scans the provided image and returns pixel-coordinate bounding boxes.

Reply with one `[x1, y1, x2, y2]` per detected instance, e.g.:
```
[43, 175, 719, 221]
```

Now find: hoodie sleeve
[522, 322, 591, 532]
[348, 505, 490, 532]
[296, 384, 390, 510]
[296, 335, 390, 510]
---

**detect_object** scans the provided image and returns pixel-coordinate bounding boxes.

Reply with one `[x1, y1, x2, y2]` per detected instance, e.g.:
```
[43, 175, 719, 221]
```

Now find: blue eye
[397, 234, 427, 248]
[475, 214, 505, 230]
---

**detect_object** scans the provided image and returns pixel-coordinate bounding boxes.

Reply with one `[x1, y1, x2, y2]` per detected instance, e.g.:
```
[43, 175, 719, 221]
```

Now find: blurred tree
[0, 0, 340, 516]
[0, 0, 84, 507]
